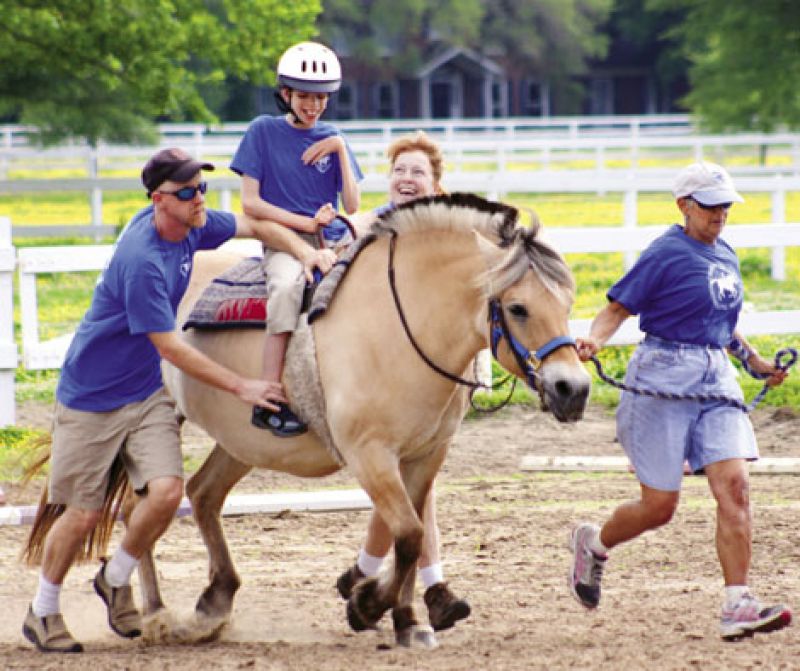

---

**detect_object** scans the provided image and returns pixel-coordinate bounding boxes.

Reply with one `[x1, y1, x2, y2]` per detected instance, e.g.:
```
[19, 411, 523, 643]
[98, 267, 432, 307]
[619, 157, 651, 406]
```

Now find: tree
[648, 0, 800, 131]
[0, 0, 321, 145]
[318, 0, 613, 99]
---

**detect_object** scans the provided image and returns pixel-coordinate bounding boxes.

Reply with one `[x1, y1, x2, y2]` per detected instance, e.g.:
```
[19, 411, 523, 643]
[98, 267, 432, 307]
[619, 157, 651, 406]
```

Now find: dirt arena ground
[1, 400, 799, 670]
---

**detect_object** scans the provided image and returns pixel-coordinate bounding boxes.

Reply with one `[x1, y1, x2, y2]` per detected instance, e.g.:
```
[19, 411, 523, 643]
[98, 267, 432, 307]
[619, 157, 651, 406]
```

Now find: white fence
[0, 217, 16, 425]
[3, 218, 799, 426]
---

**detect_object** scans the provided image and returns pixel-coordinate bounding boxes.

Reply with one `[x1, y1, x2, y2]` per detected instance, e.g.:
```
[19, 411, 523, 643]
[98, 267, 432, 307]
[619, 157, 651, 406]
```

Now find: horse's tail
[21, 437, 131, 566]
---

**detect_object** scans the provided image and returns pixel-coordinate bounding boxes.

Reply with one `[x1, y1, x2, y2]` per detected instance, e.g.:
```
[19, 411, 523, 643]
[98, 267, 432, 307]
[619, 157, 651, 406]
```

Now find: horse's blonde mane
[371, 193, 575, 300]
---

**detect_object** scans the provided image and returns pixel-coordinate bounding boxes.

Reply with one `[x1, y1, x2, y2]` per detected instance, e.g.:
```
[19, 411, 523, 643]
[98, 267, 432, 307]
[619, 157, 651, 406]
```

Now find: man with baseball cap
[22, 147, 322, 654]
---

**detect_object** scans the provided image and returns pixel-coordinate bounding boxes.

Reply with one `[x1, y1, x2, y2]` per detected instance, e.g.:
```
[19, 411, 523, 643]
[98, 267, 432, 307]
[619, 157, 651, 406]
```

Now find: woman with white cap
[567, 161, 792, 640]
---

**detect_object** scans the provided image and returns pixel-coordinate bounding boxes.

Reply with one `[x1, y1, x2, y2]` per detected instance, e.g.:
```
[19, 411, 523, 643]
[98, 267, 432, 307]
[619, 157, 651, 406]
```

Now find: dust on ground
[1, 401, 799, 670]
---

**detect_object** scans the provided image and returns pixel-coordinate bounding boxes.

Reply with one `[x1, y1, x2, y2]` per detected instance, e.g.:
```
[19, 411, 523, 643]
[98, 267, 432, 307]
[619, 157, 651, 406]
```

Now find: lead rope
[589, 348, 798, 413]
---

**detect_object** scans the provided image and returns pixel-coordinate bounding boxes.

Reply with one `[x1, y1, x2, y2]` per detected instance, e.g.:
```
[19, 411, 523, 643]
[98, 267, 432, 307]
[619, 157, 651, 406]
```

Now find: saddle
[183, 233, 376, 332]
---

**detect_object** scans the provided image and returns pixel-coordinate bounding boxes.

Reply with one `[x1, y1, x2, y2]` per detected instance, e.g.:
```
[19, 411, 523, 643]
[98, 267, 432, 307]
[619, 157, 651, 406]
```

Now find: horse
[29, 193, 591, 649]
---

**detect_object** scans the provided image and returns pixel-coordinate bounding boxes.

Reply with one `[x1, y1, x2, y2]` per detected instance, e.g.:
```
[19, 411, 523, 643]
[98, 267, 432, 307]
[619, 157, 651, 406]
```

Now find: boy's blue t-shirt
[608, 224, 743, 347]
[230, 115, 363, 216]
[56, 206, 236, 411]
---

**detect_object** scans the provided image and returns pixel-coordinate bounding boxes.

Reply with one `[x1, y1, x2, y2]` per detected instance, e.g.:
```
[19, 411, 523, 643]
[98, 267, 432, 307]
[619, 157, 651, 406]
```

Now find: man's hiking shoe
[568, 522, 606, 609]
[93, 560, 142, 638]
[252, 403, 308, 437]
[22, 605, 83, 653]
[720, 594, 791, 641]
[424, 582, 471, 631]
[336, 563, 366, 600]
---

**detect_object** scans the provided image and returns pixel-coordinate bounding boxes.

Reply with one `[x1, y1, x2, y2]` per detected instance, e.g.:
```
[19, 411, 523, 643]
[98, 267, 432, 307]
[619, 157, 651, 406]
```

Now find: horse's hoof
[346, 598, 378, 632]
[396, 624, 438, 649]
[141, 608, 178, 645]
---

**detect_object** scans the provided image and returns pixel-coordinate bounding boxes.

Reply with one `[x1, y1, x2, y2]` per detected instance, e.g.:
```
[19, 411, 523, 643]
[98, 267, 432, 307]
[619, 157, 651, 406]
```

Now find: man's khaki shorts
[49, 388, 182, 510]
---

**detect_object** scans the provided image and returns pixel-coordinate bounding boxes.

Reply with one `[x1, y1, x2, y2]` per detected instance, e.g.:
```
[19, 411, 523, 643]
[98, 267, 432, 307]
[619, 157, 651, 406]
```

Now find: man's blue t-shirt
[608, 224, 743, 347]
[230, 115, 363, 217]
[56, 206, 236, 411]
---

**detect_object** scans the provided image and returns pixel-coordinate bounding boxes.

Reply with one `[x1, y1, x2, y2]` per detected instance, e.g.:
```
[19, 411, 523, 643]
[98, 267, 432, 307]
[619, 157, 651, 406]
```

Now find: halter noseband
[489, 299, 576, 389]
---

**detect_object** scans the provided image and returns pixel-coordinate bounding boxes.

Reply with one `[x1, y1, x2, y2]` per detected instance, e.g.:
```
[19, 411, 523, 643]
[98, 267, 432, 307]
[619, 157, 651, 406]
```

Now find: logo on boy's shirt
[708, 264, 742, 309]
[314, 155, 333, 174]
[180, 255, 192, 277]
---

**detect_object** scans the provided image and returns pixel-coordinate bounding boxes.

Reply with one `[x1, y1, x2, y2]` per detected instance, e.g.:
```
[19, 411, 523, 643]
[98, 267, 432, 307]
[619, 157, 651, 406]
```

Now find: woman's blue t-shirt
[608, 224, 743, 347]
[56, 206, 236, 411]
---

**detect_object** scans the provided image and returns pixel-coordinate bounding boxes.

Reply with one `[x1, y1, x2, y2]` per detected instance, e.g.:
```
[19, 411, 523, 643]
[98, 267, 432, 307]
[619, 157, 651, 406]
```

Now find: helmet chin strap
[274, 89, 302, 125]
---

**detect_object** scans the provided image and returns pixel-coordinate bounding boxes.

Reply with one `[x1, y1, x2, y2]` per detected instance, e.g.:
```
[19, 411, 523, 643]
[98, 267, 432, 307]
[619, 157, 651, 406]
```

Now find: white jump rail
[0, 217, 16, 426]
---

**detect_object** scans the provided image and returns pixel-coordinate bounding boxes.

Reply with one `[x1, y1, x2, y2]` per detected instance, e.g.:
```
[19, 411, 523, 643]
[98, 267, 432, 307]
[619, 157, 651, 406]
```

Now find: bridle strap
[387, 232, 484, 390]
[387, 230, 576, 402]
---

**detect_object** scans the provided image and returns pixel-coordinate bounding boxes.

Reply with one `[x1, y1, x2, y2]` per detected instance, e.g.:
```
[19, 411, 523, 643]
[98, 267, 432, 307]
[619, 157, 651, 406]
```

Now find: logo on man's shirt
[708, 264, 742, 309]
[180, 255, 192, 277]
[314, 155, 333, 174]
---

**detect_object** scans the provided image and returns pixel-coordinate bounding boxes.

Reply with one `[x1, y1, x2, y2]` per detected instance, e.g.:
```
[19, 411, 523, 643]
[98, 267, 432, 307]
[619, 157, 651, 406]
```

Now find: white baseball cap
[672, 161, 744, 206]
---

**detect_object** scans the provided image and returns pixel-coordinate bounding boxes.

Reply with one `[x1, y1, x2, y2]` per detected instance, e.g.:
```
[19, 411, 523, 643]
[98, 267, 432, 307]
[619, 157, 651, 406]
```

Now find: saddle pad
[183, 257, 267, 330]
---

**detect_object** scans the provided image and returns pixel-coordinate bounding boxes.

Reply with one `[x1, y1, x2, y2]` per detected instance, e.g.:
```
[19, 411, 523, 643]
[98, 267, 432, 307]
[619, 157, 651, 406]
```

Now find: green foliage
[0, 0, 321, 145]
[318, 0, 613, 89]
[646, 0, 800, 131]
[0, 425, 48, 480]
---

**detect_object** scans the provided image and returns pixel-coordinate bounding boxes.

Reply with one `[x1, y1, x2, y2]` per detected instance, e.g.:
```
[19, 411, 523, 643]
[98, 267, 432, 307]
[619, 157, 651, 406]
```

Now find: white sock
[32, 575, 61, 617]
[724, 585, 751, 608]
[104, 547, 139, 588]
[588, 529, 609, 557]
[419, 563, 444, 589]
[356, 549, 384, 577]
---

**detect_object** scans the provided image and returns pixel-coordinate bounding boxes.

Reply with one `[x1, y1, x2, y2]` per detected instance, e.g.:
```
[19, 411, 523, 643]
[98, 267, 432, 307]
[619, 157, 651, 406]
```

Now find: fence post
[88, 148, 104, 241]
[0, 216, 16, 426]
[623, 186, 638, 270]
[771, 178, 786, 281]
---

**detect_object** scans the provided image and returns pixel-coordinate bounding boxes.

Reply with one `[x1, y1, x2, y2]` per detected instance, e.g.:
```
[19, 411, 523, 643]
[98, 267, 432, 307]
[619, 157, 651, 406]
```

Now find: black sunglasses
[157, 181, 208, 201]
[690, 197, 732, 211]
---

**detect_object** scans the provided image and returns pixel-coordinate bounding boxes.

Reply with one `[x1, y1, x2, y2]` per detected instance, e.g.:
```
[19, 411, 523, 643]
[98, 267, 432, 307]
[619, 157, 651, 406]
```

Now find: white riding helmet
[277, 41, 342, 93]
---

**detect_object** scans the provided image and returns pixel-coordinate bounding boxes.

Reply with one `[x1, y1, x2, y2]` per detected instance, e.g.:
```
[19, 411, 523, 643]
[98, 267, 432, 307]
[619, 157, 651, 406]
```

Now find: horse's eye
[507, 304, 528, 319]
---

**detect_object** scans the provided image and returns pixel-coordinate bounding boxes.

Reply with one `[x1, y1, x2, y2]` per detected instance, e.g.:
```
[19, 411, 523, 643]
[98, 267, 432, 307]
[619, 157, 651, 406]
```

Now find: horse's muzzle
[539, 365, 591, 422]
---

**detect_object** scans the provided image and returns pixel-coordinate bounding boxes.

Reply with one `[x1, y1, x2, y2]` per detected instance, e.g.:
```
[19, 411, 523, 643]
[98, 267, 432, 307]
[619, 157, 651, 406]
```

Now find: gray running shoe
[568, 522, 607, 609]
[720, 593, 792, 641]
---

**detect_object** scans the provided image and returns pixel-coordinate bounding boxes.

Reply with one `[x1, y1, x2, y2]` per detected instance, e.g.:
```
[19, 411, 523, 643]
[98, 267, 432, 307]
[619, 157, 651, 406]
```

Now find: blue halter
[489, 299, 576, 389]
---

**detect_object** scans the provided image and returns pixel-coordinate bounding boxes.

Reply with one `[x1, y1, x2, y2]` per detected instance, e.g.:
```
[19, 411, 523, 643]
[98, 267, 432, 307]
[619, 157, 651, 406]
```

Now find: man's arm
[149, 331, 286, 409]
[232, 214, 336, 282]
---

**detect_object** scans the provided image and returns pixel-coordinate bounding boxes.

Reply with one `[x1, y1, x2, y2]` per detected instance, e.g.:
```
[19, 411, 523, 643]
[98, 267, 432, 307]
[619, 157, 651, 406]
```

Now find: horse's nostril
[554, 379, 572, 398]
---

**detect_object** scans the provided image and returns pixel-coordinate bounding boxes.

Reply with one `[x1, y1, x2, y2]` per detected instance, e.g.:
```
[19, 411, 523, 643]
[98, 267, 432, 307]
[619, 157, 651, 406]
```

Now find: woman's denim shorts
[617, 334, 757, 491]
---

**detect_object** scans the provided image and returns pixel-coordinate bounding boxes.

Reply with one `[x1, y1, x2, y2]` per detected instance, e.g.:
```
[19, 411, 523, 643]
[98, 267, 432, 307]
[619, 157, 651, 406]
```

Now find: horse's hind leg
[186, 443, 251, 622]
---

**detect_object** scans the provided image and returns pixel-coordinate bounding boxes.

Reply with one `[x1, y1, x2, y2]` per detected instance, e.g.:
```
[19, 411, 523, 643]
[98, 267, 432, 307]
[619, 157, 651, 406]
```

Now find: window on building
[589, 78, 614, 115]
[521, 80, 543, 116]
[333, 82, 357, 120]
[372, 82, 397, 119]
[491, 81, 505, 117]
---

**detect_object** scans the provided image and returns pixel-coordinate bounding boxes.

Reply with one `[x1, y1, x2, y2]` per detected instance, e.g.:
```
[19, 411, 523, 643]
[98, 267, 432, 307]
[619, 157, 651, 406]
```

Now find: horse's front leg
[390, 454, 444, 648]
[345, 449, 423, 633]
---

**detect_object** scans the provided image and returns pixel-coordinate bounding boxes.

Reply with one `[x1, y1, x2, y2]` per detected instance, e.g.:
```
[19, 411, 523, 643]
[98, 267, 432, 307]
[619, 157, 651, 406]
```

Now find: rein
[589, 348, 798, 413]
[386, 231, 575, 412]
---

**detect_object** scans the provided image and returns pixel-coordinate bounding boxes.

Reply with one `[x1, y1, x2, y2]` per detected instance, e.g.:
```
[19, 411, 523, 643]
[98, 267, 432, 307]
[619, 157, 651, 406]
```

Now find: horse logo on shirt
[708, 264, 742, 309]
[314, 155, 333, 174]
